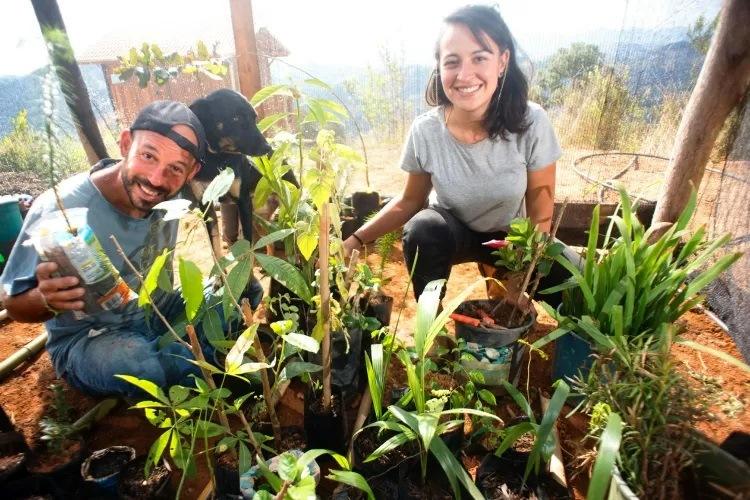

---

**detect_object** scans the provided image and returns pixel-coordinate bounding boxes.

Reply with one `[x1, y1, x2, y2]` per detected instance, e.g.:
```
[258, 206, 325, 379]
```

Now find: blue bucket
[0, 196, 23, 244]
[551, 331, 594, 383]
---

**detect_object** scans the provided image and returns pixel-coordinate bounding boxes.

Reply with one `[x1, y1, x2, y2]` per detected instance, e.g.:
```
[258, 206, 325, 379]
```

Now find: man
[1, 100, 261, 397]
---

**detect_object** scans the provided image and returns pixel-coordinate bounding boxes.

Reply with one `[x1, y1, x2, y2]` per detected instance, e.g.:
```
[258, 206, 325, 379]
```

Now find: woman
[344, 5, 563, 303]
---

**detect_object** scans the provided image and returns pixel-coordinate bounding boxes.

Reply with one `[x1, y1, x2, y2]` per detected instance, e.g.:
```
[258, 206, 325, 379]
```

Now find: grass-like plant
[534, 187, 741, 356]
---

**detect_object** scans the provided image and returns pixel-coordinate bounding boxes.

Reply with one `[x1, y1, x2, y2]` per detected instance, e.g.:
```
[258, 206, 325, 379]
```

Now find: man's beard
[121, 169, 175, 212]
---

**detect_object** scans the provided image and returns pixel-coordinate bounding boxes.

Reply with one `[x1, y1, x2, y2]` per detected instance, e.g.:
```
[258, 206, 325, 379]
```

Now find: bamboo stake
[319, 203, 332, 410]
[0, 331, 48, 381]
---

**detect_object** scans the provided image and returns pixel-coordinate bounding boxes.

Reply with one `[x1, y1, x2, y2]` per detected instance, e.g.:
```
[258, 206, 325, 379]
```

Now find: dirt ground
[1, 238, 748, 498]
[0, 145, 748, 497]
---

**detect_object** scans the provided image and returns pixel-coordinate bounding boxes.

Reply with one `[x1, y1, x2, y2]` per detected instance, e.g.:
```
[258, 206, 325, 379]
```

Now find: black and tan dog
[188, 89, 295, 256]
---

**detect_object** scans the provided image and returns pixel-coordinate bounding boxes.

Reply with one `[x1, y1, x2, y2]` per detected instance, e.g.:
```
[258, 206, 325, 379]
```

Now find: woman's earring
[496, 70, 507, 106]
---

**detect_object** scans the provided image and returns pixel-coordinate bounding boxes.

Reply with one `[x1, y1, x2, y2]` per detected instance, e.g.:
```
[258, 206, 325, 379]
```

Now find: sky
[1, 0, 721, 76]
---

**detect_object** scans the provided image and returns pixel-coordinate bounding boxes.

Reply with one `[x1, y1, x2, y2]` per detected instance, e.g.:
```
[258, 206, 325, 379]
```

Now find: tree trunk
[652, 0, 750, 225]
[229, 0, 263, 104]
[31, 0, 108, 165]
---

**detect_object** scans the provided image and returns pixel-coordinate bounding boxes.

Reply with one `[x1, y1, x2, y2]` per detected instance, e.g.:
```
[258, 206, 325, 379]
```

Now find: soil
[27, 438, 83, 474]
[0, 452, 25, 473]
[118, 455, 172, 498]
[0, 235, 748, 499]
[88, 448, 133, 478]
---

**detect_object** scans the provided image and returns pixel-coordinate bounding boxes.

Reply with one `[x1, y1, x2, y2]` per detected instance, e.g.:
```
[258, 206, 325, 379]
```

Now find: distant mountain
[0, 64, 114, 137]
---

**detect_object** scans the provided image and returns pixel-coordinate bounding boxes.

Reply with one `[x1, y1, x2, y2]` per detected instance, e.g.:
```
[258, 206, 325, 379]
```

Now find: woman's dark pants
[402, 207, 569, 308]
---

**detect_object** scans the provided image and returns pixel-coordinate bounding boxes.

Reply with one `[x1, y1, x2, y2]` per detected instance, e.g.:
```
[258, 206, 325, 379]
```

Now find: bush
[0, 109, 89, 177]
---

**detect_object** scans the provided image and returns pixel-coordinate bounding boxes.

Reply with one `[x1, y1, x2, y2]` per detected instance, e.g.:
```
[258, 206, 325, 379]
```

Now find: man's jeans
[402, 206, 570, 307]
[62, 278, 264, 398]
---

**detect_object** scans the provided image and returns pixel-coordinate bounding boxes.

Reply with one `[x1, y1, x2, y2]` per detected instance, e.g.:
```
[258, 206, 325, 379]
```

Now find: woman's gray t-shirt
[399, 102, 561, 233]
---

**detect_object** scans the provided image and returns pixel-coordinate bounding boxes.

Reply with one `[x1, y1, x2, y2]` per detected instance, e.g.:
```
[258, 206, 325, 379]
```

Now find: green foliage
[114, 41, 228, 87]
[555, 66, 644, 151]
[39, 383, 77, 452]
[491, 217, 564, 277]
[687, 14, 718, 55]
[0, 109, 88, 176]
[343, 45, 412, 142]
[535, 187, 742, 355]
[533, 43, 603, 106]
[586, 412, 623, 500]
[496, 379, 570, 480]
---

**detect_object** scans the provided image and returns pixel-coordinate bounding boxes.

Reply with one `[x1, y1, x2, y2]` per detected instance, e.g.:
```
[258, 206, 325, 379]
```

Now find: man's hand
[36, 262, 85, 312]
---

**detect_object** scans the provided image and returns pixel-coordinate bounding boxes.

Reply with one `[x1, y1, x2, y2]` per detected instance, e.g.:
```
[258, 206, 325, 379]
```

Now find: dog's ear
[189, 97, 212, 125]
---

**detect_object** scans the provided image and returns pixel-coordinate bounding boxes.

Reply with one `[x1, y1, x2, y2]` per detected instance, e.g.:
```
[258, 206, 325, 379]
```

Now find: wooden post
[229, 0, 263, 102]
[319, 203, 332, 410]
[652, 0, 750, 226]
[30, 0, 109, 164]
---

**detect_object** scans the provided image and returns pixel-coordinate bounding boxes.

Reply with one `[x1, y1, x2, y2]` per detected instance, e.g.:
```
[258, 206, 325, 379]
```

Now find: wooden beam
[652, 0, 750, 225]
[229, 0, 263, 104]
[30, 0, 109, 164]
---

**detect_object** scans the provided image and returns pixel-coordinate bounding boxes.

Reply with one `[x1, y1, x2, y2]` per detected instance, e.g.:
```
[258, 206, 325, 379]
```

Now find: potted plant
[452, 216, 565, 389]
[117, 454, 173, 500]
[80, 445, 136, 493]
[533, 187, 742, 381]
[360, 279, 502, 499]
[476, 379, 570, 498]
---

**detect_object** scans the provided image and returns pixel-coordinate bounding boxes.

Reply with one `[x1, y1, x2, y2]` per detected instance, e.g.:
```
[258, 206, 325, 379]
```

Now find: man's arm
[3, 262, 85, 323]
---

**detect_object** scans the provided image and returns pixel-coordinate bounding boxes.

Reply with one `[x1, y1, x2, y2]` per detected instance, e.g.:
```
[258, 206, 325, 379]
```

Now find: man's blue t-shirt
[0, 159, 181, 377]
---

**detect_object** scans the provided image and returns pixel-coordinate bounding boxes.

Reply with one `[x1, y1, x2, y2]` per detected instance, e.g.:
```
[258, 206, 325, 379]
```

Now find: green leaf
[252, 228, 296, 251]
[296, 219, 320, 261]
[201, 168, 235, 205]
[238, 441, 252, 475]
[255, 253, 313, 304]
[429, 435, 485, 499]
[283, 332, 319, 353]
[139, 249, 170, 306]
[496, 422, 536, 456]
[587, 412, 622, 500]
[169, 385, 190, 405]
[278, 452, 297, 481]
[146, 429, 171, 476]
[201, 308, 226, 349]
[179, 259, 204, 322]
[304, 77, 332, 90]
[115, 375, 169, 404]
[193, 419, 226, 438]
[526, 380, 569, 480]
[257, 112, 288, 134]
[678, 340, 750, 374]
[501, 380, 535, 422]
[225, 324, 259, 374]
[478, 389, 497, 406]
[223, 255, 253, 318]
[281, 361, 322, 380]
[250, 84, 293, 107]
[327, 470, 375, 500]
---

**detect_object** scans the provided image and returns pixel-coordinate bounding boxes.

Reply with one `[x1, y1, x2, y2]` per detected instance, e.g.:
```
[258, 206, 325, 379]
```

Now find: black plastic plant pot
[81, 445, 136, 493]
[476, 451, 570, 499]
[0, 430, 29, 484]
[117, 455, 173, 500]
[214, 451, 241, 498]
[361, 294, 394, 327]
[28, 438, 87, 492]
[304, 390, 346, 453]
[5, 473, 65, 499]
[308, 327, 367, 401]
[341, 216, 360, 240]
[351, 191, 380, 225]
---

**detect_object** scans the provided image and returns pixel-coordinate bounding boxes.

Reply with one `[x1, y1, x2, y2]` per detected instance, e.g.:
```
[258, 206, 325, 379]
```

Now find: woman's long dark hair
[425, 4, 529, 140]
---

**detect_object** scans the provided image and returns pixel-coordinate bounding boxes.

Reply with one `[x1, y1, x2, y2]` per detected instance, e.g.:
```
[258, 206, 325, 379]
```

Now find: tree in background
[532, 43, 603, 106]
[344, 46, 412, 143]
[687, 14, 719, 56]
[555, 66, 644, 151]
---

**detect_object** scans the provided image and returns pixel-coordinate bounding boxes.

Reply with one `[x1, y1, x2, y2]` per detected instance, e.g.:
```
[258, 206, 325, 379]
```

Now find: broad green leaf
[304, 77, 332, 90]
[252, 228, 295, 251]
[234, 361, 272, 375]
[255, 252, 313, 304]
[250, 84, 293, 107]
[296, 222, 319, 261]
[238, 441, 252, 475]
[201, 308, 226, 350]
[281, 361, 322, 380]
[496, 422, 536, 457]
[256, 453, 283, 491]
[283, 332, 319, 353]
[193, 419, 226, 438]
[169, 385, 190, 405]
[146, 429, 171, 476]
[278, 452, 297, 481]
[257, 112, 288, 134]
[201, 168, 234, 205]
[526, 380, 569, 480]
[115, 374, 168, 404]
[327, 470, 375, 500]
[414, 279, 444, 358]
[179, 258, 204, 322]
[478, 389, 497, 406]
[587, 412, 622, 500]
[139, 249, 170, 306]
[223, 256, 253, 318]
[501, 380, 535, 422]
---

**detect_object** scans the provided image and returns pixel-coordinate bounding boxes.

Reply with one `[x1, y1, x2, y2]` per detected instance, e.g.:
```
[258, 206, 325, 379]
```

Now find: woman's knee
[403, 209, 451, 253]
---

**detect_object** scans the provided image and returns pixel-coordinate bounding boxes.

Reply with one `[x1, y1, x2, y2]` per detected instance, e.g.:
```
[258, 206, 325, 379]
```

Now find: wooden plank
[229, 0, 263, 104]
